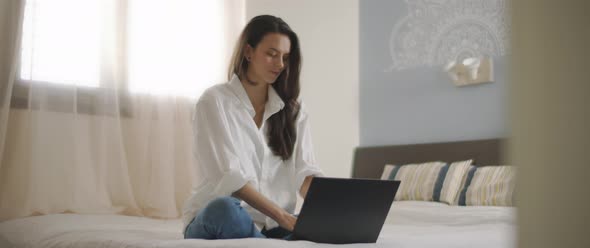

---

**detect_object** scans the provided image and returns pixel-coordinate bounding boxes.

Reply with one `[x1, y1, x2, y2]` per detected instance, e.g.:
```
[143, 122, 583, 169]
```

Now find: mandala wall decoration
[386, 0, 510, 71]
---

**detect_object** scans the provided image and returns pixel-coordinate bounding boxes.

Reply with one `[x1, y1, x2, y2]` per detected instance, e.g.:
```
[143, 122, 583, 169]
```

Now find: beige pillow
[381, 160, 473, 204]
[458, 165, 516, 206]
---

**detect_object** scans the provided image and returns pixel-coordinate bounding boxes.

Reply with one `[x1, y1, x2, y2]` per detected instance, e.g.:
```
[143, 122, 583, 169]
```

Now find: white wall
[246, 0, 360, 178]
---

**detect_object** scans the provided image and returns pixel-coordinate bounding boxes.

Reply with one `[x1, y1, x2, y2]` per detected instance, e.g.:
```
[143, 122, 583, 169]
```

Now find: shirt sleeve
[293, 104, 325, 193]
[192, 95, 251, 197]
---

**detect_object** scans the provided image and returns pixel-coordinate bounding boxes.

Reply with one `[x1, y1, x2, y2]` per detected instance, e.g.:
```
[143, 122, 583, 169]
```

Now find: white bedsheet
[0, 201, 516, 248]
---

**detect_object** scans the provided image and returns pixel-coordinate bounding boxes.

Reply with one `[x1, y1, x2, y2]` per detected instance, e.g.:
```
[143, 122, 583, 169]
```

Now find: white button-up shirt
[182, 74, 324, 232]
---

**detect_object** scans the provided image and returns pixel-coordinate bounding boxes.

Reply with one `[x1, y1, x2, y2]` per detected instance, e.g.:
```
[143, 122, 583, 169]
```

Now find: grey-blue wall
[360, 0, 508, 146]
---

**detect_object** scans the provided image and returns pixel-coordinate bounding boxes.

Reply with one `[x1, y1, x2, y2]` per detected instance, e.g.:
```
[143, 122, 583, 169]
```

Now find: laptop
[292, 177, 400, 244]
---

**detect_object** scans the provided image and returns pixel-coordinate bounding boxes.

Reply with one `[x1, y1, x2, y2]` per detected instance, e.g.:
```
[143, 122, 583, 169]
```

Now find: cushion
[382, 160, 473, 203]
[382, 161, 445, 201]
[438, 160, 473, 204]
[458, 165, 516, 206]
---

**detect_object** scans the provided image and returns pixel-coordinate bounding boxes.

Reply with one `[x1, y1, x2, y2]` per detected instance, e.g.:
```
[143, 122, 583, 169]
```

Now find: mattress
[0, 201, 516, 248]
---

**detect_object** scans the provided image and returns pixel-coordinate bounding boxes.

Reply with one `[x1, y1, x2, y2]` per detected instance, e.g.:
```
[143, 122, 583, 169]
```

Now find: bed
[0, 139, 515, 248]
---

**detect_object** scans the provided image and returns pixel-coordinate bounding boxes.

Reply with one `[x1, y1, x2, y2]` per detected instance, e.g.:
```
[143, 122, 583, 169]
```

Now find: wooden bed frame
[351, 139, 506, 179]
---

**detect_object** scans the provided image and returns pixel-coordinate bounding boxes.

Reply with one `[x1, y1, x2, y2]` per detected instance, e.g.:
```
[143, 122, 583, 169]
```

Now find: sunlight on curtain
[19, 0, 233, 98]
[0, 0, 245, 221]
[128, 0, 226, 97]
[20, 0, 101, 87]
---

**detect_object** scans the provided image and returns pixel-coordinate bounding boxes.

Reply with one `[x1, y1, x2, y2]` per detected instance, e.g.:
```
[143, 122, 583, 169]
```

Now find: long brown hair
[228, 15, 302, 161]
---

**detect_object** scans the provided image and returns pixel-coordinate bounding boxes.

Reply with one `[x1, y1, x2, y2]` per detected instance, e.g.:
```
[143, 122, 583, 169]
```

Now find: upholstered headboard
[351, 139, 506, 179]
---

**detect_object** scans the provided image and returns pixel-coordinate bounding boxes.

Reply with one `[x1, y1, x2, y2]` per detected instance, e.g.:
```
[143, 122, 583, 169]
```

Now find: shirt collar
[228, 73, 285, 118]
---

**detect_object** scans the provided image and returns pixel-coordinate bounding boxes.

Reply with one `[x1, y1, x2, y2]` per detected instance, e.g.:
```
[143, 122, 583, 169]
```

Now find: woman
[182, 15, 324, 240]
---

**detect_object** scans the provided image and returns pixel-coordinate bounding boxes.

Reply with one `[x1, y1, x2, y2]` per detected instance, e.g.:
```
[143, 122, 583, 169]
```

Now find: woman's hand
[275, 210, 297, 232]
[232, 183, 297, 231]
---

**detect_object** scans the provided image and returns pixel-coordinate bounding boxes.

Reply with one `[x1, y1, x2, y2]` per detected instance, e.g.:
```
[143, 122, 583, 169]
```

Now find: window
[20, 0, 101, 87]
[127, 0, 225, 97]
[19, 0, 234, 98]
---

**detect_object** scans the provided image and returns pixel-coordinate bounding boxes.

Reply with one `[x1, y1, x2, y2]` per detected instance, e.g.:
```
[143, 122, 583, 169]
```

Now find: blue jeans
[184, 196, 293, 240]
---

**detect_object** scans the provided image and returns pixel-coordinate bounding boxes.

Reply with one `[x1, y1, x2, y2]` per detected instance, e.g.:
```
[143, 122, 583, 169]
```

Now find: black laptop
[292, 177, 400, 244]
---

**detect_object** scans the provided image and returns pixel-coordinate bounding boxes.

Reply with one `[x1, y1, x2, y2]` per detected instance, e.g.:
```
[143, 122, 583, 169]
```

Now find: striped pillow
[381, 160, 473, 203]
[439, 160, 473, 204]
[458, 165, 516, 206]
[381, 162, 439, 201]
[453, 165, 476, 205]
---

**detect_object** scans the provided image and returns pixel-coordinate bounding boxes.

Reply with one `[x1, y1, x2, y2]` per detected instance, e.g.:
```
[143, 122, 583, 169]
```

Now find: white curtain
[0, 0, 245, 221]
